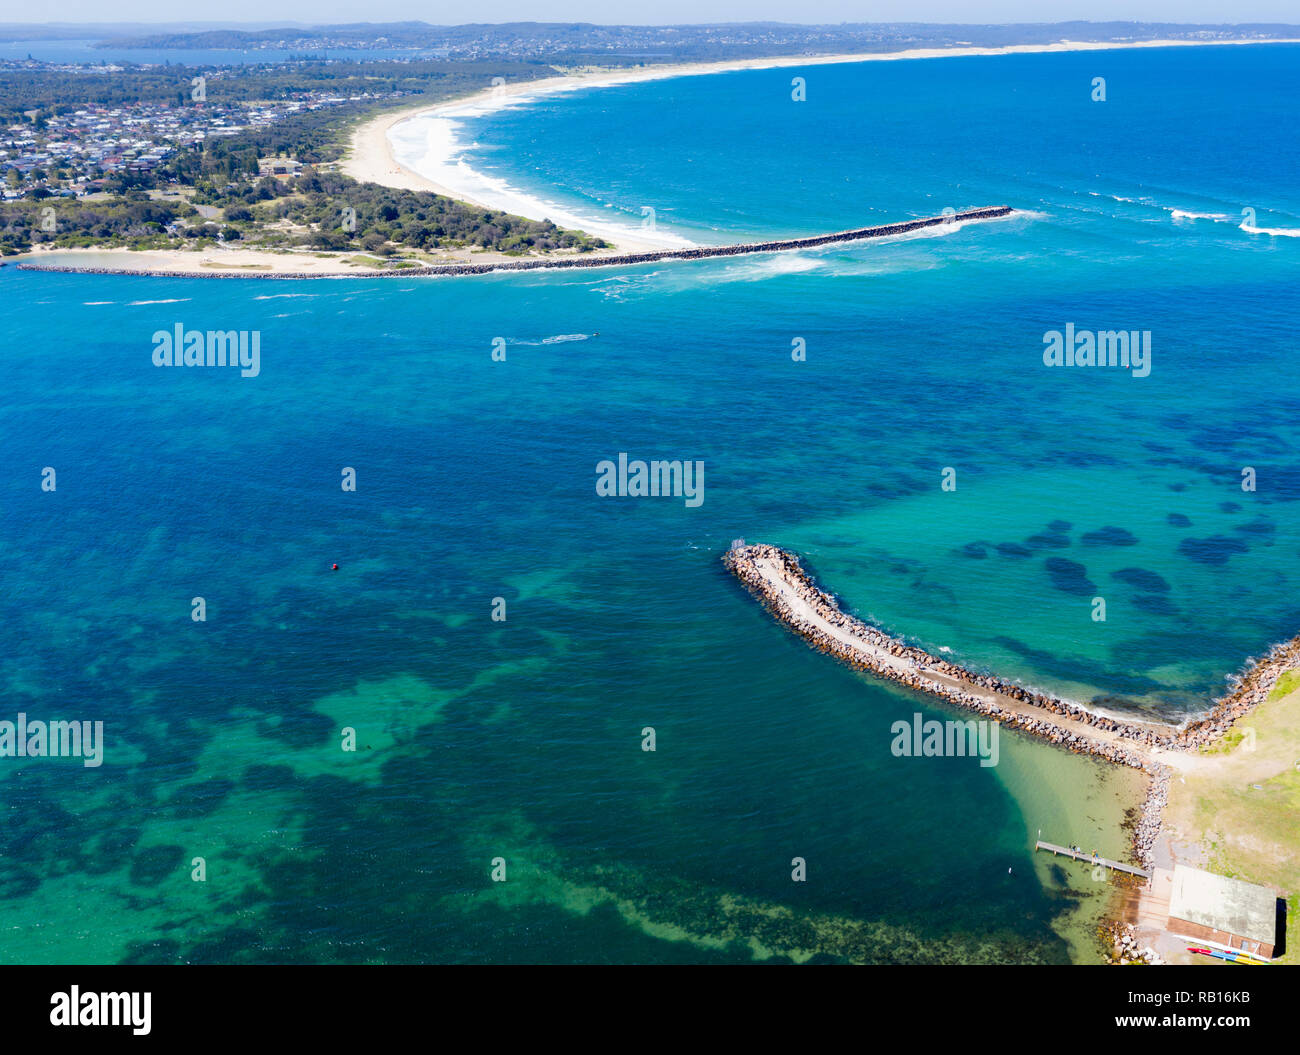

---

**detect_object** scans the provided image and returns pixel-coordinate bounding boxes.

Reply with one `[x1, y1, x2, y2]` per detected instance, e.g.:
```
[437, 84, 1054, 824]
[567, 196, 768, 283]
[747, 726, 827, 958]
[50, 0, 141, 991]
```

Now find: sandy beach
[343, 36, 1300, 250]
[17, 208, 1016, 279]
[13, 242, 612, 276]
[16, 245, 392, 276]
[23, 36, 1298, 275]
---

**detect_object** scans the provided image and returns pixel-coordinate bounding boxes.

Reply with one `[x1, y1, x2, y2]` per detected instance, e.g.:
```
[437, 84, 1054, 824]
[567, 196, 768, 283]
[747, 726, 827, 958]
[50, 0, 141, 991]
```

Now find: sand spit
[15, 207, 1017, 280]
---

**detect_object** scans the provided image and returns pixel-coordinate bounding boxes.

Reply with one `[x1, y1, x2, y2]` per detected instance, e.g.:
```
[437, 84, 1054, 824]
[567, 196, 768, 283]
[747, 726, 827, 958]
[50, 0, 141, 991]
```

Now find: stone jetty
[16, 207, 1016, 281]
[724, 542, 1297, 867]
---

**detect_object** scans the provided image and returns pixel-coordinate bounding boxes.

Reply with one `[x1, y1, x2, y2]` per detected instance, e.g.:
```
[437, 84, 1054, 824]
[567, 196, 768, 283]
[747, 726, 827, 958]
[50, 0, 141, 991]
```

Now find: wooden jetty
[1035, 840, 1151, 879]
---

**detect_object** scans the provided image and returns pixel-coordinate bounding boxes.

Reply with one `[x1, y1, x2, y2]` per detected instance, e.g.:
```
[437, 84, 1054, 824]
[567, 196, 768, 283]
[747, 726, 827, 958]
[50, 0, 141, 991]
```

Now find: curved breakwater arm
[723, 542, 1171, 767]
[723, 542, 1300, 865]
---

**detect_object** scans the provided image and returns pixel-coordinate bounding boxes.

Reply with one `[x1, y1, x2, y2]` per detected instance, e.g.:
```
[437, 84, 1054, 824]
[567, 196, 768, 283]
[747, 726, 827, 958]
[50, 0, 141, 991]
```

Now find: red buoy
[331, 563, 339, 571]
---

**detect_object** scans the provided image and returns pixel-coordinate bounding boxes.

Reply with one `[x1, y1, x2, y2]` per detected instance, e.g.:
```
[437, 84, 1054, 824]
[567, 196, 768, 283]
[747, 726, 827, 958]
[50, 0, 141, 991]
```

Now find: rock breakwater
[724, 543, 1295, 755]
[16, 207, 1016, 281]
[723, 543, 1165, 766]
[724, 542, 1297, 867]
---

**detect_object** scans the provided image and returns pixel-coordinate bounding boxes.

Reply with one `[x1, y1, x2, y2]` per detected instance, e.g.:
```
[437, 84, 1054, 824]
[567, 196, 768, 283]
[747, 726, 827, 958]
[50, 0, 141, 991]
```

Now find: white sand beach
[342, 36, 1300, 251]
[14, 242, 606, 276]
[25, 36, 1297, 274]
[17, 245, 390, 275]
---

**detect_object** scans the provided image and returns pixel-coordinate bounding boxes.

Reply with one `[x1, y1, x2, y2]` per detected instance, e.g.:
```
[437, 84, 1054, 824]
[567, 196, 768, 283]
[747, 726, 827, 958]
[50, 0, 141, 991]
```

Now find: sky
[2, 3, 1298, 27]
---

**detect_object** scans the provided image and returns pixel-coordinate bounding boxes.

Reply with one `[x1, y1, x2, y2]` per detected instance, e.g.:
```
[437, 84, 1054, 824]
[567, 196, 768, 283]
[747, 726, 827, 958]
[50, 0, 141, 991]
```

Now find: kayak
[1187, 946, 1266, 964]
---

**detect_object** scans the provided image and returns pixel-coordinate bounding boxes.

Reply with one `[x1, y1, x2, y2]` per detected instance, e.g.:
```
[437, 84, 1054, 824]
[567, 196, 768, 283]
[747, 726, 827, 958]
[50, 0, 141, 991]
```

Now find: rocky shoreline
[1104, 921, 1166, 965]
[14, 207, 1015, 281]
[724, 542, 1295, 866]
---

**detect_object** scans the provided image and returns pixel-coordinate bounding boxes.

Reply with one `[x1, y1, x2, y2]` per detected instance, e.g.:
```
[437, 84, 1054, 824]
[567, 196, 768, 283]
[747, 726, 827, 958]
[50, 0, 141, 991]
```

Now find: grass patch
[1269, 668, 1300, 700]
[1165, 686, 1300, 962]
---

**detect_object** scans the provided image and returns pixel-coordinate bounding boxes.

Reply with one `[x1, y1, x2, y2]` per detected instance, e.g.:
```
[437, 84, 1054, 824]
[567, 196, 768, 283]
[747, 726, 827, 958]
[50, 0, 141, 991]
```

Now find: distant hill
[87, 20, 1300, 61]
[0, 22, 309, 42]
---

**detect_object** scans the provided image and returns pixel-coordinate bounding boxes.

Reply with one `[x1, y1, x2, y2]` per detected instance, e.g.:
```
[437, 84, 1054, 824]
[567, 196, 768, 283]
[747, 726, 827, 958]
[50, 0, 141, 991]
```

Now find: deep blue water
[1, 44, 1298, 963]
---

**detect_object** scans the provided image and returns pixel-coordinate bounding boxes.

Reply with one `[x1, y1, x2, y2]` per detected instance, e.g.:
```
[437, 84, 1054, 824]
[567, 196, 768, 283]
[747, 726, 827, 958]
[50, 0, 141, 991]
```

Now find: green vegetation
[1268, 668, 1300, 699]
[1198, 726, 1249, 755]
[1, 170, 604, 256]
[2, 59, 608, 258]
[0, 60, 557, 126]
[210, 169, 603, 254]
[1165, 681, 1300, 963]
[1, 58, 608, 258]
[0, 195, 197, 253]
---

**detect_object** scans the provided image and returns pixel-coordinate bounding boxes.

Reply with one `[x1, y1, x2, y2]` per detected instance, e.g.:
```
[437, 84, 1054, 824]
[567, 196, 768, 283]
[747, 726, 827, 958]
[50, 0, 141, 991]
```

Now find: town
[1, 61, 408, 199]
[0, 56, 602, 258]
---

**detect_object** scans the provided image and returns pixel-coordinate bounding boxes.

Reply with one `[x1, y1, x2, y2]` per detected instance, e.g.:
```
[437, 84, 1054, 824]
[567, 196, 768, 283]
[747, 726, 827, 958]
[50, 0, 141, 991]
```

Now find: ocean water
[3, 44, 1299, 964]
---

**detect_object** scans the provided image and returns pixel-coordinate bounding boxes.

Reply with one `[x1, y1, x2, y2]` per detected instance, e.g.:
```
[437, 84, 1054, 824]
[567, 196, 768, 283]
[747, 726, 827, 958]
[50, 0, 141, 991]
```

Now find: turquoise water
[2, 44, 1298, 963]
